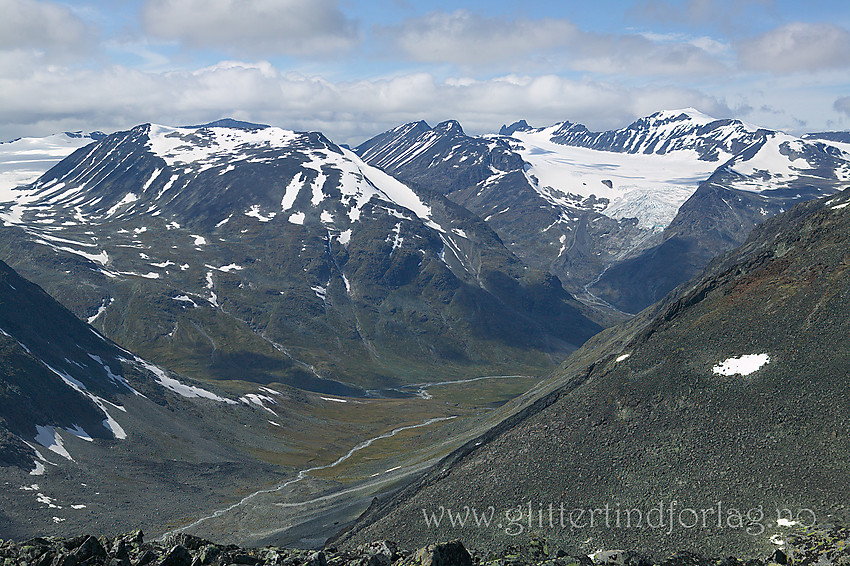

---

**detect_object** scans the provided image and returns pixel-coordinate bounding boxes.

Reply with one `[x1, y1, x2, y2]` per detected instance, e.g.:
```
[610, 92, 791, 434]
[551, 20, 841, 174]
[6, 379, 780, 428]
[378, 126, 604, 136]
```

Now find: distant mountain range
[357, 110, 850, 313]
[0, 112, 847, 549]
[0, 131, 106, 195]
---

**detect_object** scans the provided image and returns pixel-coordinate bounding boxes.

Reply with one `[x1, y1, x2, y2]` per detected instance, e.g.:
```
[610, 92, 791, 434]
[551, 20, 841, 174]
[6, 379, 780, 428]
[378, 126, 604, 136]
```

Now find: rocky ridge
[0, 524, 846, 566]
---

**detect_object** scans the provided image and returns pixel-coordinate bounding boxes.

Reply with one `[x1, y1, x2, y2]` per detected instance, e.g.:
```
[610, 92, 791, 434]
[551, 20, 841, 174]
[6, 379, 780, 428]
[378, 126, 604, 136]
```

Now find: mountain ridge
[0, 121, 604, 392]
[332, 187, 850, 556]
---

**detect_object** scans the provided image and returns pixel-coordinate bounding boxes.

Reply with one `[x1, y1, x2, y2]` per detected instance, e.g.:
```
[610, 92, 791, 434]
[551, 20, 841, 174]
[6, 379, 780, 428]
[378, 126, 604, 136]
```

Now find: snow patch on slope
[134, 358, 236, 404]
[712, 354, 770, 376]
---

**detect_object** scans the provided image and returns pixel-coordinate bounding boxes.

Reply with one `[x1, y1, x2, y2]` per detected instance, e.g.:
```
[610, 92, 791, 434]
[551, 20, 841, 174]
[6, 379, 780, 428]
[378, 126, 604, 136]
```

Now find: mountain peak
[499, 120, 532, 136]
[184, 118, 271, 130]
[649, 107, 717, 124]
[434, 119, 465, 135]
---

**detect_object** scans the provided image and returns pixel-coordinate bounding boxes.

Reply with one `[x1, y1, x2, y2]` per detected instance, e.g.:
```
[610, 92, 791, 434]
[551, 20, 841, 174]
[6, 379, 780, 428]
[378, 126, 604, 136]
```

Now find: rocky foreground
[1, 525, 847, 566]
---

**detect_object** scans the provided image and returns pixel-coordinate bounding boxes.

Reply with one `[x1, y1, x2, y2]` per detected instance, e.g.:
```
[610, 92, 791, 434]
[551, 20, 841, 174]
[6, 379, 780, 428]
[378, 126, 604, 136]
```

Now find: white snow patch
[240, 393, 278, 415]
[142, 168, 163, 191]
[320, 396, 348, 403]
[712, 354, 770, 376]
[105, 192, 138, 216]
[122, 271, 160, 279]
[777, 518, 800, 527]
[87, 298, 113, 324]
[288, 212, 305, 225]
[190, 234, 207, 246]
[35, 426, 73, 461]
[615, 353, 631, 362]
[173, 295, 198, 307]
[64, 425, 93, 442]
[135, 358, 236, 403]
[212, 263, 243, 272]
[312, 285, 327, 300]
[347, 148, 440, 231]
[281, 173, 304, 211]
[245, 204, 276, 222]
[386, 222, 404, 251]
[337, 229, 352, 245]
[205, 271, 218, 306]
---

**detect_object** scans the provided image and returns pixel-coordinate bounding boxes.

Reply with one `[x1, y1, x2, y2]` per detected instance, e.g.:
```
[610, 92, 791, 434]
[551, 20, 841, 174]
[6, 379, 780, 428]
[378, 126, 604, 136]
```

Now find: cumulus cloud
[141, 0, 358, 56]
[836, 97, 850, 117]
[378, 10, 727, 76]
[738, 23, 850, 73]
[0, 59, 732, 144]
[0, 0, 94, 58]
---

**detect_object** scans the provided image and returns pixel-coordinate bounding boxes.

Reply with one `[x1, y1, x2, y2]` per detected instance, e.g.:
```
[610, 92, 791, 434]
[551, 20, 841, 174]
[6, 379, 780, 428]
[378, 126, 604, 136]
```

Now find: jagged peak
[499, 120, 532, 136]
[433, 119, 465, 136]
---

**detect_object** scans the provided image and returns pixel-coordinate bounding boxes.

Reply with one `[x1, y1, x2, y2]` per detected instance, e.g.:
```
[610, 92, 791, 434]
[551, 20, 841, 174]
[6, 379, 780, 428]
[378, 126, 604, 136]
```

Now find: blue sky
[1, 0, 849, 144]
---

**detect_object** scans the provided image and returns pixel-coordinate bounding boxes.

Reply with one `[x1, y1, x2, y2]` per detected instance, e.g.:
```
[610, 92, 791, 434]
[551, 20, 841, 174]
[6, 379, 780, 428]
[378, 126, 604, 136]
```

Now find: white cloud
[376, 10, 580, 65]
[0, 58, 732, 144]
[141, 0, 358, 56]
[378, 10, 727, 77]
[629, 0, 777, 32]
[0, 0, 93, 58]
[568, 34, 727, 76]
[738, 23, 850, 73]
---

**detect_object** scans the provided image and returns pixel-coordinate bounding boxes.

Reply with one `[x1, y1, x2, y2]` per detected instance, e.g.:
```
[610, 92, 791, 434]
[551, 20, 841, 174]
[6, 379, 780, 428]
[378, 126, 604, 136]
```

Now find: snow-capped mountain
[356, 119, 650, 307]
[357, 110, 850, 313]
[0, 121, 602, 391]
[590, 130, 850, 312]
[517, 109, 769, 160]
[0, 131, 105, 195]
[4, 123, 438, 232]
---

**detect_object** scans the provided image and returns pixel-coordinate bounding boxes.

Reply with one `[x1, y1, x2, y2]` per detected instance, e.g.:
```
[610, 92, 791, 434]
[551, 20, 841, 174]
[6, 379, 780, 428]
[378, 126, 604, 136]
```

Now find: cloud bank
[141, 0, 358, 56]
